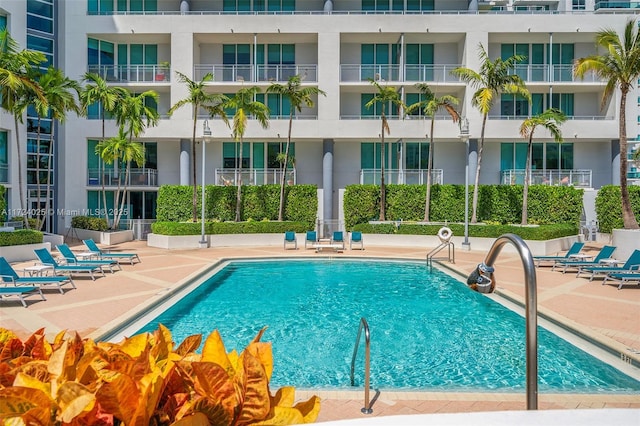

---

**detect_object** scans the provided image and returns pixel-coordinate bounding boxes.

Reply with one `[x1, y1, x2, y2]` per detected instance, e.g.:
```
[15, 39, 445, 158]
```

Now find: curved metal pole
[469, 233, 538, 410]
[350, 317, 372, 414]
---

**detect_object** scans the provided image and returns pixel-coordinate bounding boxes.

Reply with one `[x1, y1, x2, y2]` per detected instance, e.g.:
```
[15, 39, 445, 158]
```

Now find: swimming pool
[134, 259, 640, 392]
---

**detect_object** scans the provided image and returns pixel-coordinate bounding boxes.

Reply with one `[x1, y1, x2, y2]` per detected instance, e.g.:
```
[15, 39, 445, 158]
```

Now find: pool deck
[1, 240, 639, 422]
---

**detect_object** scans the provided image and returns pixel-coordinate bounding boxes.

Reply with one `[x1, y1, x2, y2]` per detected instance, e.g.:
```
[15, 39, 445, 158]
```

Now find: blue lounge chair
[602, 271, 640, 290]
[305, 231, 318, 249]
[0, 286, 46, 307]
[56, 244, 121, 273]
[82, 239, 141, 265]
[552, 245, 617, 273]
[331, 231, 345, 250]
[350, 231, 364, 250]
[284, 231, 297, 250]
[533, 242, 584, 267]
[34, 248, 105, 281]
[0, 257, 75, 294]
[578, 249, 640, 281]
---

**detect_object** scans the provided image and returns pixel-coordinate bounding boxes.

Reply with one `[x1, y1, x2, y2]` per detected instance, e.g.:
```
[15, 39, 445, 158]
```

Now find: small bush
[0, 229, 43, 246]
[71, 215, 108, 231]
[595, 185, 640, 233]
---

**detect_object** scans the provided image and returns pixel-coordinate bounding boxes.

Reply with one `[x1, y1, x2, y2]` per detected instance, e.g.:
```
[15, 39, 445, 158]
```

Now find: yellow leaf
[95, 373, 140, 424]
[56, 382, 96, 424]
[294, 396, 321, 423]
[175, 334, 202, 357]
[170, 412, 211, 426]
[13, 372, 50, 395]
[0, 387, 52, 416]
[235, 351, 270, 425]
[119, 333, 149, 358]
[200, 331, 231, 373]
[190, 362, 237, 413]
[47, 340, 68, 378]
[245, 342, 273, 380]
[271, 387, 295, 408]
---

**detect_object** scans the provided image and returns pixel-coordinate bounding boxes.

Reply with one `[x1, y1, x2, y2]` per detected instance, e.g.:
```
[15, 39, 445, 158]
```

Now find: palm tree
[365, 79, 404, 221]
[519, 108, 566, 225]
[574, 19, 640, 230]
[266, 75, 326, 221]
[107, 89, 159, 229]
[452, 43, 530, 223]
[169, 72, 229, 221]
[225, 86, 270, 222]
[0, 29, 46, 229]
[27, 67, 80, 231]
[406, 83, 460, 222]
[95, 127, 146, 230]
[79, 72, 127, 226]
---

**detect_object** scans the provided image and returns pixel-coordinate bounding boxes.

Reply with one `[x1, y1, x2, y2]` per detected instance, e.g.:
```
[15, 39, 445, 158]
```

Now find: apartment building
[1, 0, 639, 233]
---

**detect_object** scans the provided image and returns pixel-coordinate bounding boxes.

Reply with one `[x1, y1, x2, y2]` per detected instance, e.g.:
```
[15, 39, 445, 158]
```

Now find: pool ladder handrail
[472, 233, 538, 410]
[427, 241, 455, 269]
[350, 317, 373, 414]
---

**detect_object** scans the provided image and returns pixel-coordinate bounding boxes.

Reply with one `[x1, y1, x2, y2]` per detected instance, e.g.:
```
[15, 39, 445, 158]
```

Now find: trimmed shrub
[0, 185, 5, 222]
[0, 229, 43, 246]
[595, 185, 640, 233]
[157, 185, 195, 222]
[151, 220, 311, 236]
[71, 215, 108, 231]
[343, 185, 379, 228]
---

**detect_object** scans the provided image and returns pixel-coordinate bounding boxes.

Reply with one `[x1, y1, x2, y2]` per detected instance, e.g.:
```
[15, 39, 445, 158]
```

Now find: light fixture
[230, 28, 234, 33]
[378, 28, 382, 32]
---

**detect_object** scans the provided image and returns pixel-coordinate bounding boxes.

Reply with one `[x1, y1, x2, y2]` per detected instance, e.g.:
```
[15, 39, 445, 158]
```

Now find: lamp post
[459, 117, 470, 250]
[200, 120, 212, 247]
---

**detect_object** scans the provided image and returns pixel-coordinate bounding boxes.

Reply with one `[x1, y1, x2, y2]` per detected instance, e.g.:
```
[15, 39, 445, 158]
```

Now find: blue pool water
[136, 259, 640, 392]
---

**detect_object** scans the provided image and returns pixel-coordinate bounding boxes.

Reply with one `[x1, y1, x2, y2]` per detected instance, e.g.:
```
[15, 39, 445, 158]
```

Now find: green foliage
[151, 221, 310, 235]
[284, 185, 318, 228]
[0, 229, 43, 246]
[344, 184, 583, 228]
[0, 185, 5, 222]
[71, 215, 108, 231]
[352, 223, 578, 240]
[595, 185, 640, 233]
[156, 185, 195, 222]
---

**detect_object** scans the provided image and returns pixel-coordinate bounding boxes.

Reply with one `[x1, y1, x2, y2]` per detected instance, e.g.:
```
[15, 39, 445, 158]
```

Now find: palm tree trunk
[471, 113, 487, 223]
[619, 90, 639, 229]
[41, 121, 55, 231]
[235, 137, 243, 222]
[424, 118, 435, 222]
[114, 162, 131, 230]
[522, 135, 533, 225]
[14, 115, 29, 229]
[278, 113, 294, 221]
[101, 113, 110, 228]
[35, 118, 43, 230]
[379, 115, 386, 221]
[191, 115, 198, 222]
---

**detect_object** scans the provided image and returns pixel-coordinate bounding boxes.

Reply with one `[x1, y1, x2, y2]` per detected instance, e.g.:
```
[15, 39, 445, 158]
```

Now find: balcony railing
[595, 1, 640, 10]
[87, 65, 171, 83]
[193, 64, 318, 83]
[0, 164, 8, 184]
[87, 168, 158, 186]
[214, 168, 296, 186]
[509, 64, 601, 83]
[360, 169, 443, 185]
[340, 65, 401, 82]
[500, 169, 592, 187]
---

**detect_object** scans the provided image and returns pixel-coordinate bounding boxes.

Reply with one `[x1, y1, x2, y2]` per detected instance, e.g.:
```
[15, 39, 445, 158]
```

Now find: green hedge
[0, 185, 5, 222]
[344, 184, 583, 229]
[595, 185, 640, 233]
[151, 221, 311, 236]
[352, 223, 578, 241]
[71, 216, 109, 231]
[0, 229, 44, 246]
[156, 184, 317, 229]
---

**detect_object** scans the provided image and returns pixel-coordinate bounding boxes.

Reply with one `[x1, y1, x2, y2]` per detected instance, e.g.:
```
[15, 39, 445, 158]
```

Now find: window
[256, 93, 291, 118]
[223, 142, 251, 168]
[26, 138, 53, 185]
[405, 143, 429, 169]
[361, 43, 400, 80]
[88, 0, 157, 14]
[0, 131, 8, 183]
[572, 0, 585, 10]
[500, 142, 573, 171]
[27, 0, 54, 34]
[0, 15, 7, 30]
[361, 94, 400, 118]
[500, 94, 529, 118]
[360, 142, 399, 169]
[27, 35, 54, 68]
[405, 44, 433, 80]
[405, 92, 429, 118]
[222, 141, 294, 169]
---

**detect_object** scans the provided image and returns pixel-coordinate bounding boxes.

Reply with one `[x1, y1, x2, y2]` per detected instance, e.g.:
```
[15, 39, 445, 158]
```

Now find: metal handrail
[426, 241, 455, 268]
[350, 317, 372, 414]
[467, 233, 538, 410]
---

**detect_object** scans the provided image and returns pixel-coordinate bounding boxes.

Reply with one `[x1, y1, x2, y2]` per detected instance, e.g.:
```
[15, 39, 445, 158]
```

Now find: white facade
[1, 0, 639, 231]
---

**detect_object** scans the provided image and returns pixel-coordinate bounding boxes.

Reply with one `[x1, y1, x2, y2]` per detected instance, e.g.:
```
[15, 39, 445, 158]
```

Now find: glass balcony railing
[193, 64, 317, 83]
[214, 168, 296, 186]
[500, 169, 592, 187]
[360, 169, 443, 185]
[595, 1, 640, 10]
[509, 64, 601, 82]
[87, 65, 171, 83]
[87, 168, 158, 186]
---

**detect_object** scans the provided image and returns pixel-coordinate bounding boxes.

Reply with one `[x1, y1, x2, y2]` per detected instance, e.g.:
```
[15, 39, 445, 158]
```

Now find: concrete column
[468, 139, 478, 184]
[611, 139, 620, 185]
[180, 0, 189, 13]
[324, 0, 333, 13]
[180, 139, 190, 185]
[323, 139, 334, 222]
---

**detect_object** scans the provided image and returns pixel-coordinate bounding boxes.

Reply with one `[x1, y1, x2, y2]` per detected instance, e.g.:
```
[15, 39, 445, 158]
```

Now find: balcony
[595, 1, 640, 11]
[340, 64, 462, 83]
[87, 169, 158, 187]
[360, 169, 443, 185]
[509, 65, 601, 83]
[500, 169, 592, 187]
[214, 168, 296, 186]
[87, 65, 171, 83]
[0, 164, 8, 184]
[193, 64, 318, 83]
